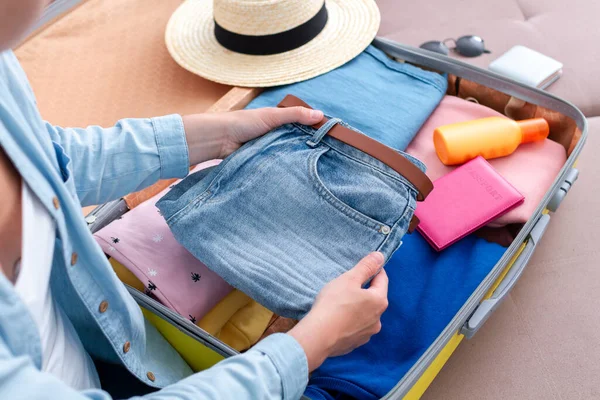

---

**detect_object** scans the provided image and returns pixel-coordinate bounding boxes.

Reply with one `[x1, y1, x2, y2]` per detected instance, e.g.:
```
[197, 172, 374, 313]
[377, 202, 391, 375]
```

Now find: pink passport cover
[415, 156, 524, 251]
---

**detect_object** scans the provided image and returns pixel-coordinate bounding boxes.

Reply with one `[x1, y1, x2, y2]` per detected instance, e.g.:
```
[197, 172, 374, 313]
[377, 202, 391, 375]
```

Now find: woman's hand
[182, 107, 324, 165]
[288, 252, 389, 372]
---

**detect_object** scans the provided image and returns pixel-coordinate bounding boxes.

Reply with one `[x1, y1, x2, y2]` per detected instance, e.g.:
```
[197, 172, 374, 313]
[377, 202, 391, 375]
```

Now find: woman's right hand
[288, 252, 389, 372]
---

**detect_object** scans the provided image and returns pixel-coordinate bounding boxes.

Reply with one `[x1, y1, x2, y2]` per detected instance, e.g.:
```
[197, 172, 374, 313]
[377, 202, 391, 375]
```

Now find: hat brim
[165, 0, 380, 87]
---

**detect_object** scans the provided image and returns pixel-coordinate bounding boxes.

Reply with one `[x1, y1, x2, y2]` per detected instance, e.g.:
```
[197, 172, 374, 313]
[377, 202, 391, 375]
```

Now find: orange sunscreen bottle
[433, 117, 549, 165]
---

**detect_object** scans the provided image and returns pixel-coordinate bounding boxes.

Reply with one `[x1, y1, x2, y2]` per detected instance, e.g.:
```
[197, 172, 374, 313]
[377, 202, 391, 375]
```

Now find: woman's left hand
[182, 106, 324, 165]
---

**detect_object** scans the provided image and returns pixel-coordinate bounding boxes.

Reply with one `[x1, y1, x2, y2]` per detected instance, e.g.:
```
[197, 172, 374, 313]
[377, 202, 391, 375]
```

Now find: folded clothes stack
[95, 161, 275, 352]
[94, 41, 568, 392]
[156, 45, 447, 319]
[407, 95, 566, 228]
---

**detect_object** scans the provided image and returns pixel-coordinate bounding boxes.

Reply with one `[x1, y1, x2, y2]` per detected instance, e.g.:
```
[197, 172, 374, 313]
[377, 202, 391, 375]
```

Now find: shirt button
[123, 341, 131, 353]
[70, 252, 78, 266]
[380, 225, 391, 235]
[146, 371, 156, 382]
[52, 197, 60, 209]
[98, 300, 109, 313]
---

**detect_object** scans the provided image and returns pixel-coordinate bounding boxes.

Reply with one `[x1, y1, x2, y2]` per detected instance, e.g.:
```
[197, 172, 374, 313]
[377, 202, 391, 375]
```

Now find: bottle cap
[433, 128, 451, 165]
[518, 118, 549, 143]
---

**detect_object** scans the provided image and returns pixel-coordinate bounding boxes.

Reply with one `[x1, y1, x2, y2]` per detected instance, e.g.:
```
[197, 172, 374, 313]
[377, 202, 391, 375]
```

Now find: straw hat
[165, 0, 380, 87]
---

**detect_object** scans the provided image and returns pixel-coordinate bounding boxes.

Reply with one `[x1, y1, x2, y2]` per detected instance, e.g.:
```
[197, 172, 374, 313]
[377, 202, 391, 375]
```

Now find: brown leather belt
[277, 94, 433, 233]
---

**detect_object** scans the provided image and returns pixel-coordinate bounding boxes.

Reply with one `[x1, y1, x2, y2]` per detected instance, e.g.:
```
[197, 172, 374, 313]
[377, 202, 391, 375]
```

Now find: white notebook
[488, 45, 563, 89]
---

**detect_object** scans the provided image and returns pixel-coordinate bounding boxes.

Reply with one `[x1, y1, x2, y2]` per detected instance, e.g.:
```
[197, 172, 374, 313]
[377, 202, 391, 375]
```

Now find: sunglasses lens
[419, 41, 449, 56]
[455, 35, 489, 57]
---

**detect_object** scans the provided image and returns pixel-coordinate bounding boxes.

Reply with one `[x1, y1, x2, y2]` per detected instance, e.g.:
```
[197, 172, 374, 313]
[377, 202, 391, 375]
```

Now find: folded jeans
[157, 117, 425, 319]
[245, 45, 447, 151]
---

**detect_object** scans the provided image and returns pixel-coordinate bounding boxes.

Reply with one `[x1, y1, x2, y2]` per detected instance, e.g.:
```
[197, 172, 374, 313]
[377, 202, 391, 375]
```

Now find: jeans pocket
[309, 145, 415, 231]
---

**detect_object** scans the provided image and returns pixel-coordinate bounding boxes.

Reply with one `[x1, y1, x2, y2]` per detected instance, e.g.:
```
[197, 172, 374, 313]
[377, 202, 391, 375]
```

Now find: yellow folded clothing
[109, 257, 146, 292]
[108, 258, 273, 352]
[197, 290, 273, 351]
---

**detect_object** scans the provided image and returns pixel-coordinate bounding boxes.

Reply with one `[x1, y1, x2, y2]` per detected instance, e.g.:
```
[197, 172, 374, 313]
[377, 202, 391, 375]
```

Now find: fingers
[360, 258, 389, 316]
[368, 267, 389, 297]
[344, 252, 385, 284]
[264, 106, 324, 127]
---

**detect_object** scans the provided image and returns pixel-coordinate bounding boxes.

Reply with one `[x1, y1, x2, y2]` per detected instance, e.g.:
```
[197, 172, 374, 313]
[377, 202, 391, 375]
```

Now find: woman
[0, 1, 389, 399]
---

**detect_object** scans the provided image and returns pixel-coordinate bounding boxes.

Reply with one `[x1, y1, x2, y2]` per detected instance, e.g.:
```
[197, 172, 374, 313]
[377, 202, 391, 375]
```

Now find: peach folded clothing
[94, 160, 234, 324]
[406, 96, 566, 227]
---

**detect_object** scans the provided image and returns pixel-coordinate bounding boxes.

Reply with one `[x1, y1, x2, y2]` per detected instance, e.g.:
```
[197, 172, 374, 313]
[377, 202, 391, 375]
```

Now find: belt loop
[306, 118, 341, 147]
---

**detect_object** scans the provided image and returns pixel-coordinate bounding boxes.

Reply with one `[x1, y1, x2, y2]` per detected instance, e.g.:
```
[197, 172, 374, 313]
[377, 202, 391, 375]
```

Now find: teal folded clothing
[245, 45, 447, 151]
[304, 232, 505, 400]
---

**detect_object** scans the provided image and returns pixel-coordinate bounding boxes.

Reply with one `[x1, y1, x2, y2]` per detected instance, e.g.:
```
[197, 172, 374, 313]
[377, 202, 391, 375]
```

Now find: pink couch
[378, 0, 599, 118]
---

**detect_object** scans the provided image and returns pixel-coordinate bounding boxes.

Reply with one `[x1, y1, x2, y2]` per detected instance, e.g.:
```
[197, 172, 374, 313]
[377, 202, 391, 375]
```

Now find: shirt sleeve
[141, 334, 309, 400]
[0, 334, 308, 400]
[44, 115, 190, 207]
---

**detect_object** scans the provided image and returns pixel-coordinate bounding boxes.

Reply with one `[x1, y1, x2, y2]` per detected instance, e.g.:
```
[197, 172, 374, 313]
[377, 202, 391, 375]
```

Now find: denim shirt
[0, 50, 307, 400]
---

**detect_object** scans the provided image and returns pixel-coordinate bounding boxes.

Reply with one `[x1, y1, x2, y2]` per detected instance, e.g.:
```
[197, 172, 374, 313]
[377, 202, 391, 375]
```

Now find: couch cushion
[378, 0, 599, 117]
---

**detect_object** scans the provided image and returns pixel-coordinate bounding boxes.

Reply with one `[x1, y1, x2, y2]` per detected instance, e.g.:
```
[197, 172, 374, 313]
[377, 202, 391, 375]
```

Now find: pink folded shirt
[406, 96, 567, 227]
[94, 160, 234, 323]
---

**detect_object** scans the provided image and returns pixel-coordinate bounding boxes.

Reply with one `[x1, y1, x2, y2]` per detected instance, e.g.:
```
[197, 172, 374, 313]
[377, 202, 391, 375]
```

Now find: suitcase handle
[460, 214, 551, 339]
[547, 168, 579, 212]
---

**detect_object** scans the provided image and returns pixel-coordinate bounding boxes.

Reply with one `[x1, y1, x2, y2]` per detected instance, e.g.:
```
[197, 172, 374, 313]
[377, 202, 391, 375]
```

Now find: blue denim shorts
[157, 119, 426, 319]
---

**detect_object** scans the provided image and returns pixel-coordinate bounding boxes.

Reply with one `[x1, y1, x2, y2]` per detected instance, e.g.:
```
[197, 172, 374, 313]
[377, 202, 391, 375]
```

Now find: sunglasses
[419, 35, 491, 57]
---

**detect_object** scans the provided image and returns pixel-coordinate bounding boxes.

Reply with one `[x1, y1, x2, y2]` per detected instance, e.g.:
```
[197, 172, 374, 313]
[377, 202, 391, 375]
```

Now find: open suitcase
[83, 36, 587, 399]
